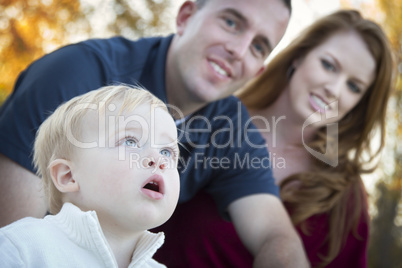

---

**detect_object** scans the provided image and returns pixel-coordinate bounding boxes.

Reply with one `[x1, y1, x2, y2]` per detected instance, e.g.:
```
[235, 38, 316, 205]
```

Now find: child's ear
[49, 159, 79, 193]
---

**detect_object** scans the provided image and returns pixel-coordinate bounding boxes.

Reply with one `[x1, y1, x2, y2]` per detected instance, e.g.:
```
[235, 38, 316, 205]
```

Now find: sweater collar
[46, 203, 165, 267]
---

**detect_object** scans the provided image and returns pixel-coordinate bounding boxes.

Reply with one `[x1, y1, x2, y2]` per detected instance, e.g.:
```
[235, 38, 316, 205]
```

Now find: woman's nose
[324, 78, 344, 99]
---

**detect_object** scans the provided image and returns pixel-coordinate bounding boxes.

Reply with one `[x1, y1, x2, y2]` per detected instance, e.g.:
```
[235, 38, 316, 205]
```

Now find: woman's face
[287, 30, 376, 128]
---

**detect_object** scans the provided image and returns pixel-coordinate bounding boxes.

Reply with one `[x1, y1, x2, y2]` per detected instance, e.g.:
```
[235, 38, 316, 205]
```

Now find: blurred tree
[107, 0, 176, 38]
[0, 0, 177, 105]
[368, 0, 402, 266]
[340, 0, 402, 267]
[361, 0, 402, 267]
[0, 0, 90, 103]
[369, 180, 402, 268]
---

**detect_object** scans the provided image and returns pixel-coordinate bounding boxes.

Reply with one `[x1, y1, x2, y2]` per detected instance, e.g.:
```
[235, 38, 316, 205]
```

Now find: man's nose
[225, 34, 253, 60]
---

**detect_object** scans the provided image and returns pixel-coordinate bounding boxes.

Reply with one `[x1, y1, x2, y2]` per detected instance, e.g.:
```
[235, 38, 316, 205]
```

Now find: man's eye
[160, 149, 172, 158]
[124, 138, 138, 148]
[225, 18, 236, 28]
[321, 59, 336, 72]
[252, 42, 266, 58]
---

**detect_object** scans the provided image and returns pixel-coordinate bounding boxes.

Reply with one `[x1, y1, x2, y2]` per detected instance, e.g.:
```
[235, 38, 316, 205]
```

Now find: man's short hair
[195, 0, 291, 13]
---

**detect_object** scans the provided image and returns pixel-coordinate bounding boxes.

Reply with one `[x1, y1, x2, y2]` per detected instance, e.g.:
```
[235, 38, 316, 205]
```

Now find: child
[0, 85, 180, 267]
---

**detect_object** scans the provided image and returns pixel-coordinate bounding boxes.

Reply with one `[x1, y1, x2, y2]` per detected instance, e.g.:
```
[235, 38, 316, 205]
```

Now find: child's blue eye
[160, 149, 172, 158]
[124, 138, 138, 148]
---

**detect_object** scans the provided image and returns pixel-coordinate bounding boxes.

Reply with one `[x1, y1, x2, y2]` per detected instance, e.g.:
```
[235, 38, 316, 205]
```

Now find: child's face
[70, 101, 180, 233]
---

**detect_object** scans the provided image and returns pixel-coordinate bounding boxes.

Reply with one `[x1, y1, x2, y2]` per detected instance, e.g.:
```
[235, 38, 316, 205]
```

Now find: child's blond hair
[33, 85, 168, 214]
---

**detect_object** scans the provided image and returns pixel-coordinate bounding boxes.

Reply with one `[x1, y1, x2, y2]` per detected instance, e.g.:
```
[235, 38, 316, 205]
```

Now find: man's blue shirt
[0, 35, 278, 216]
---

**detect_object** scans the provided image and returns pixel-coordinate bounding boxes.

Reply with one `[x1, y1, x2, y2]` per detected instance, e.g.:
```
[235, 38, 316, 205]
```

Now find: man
[0, 0, 308, 266]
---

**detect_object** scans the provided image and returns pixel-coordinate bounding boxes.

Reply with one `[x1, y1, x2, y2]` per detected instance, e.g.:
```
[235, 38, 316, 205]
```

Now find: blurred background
[0, 0, 400, 266]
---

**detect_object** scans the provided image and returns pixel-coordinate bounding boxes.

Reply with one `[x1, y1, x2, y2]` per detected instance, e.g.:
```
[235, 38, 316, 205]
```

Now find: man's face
[169, 0, 290, 104]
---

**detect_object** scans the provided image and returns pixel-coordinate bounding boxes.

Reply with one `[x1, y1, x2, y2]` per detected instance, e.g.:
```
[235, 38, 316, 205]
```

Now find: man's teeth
[312, 95, 327, 110]
[210, 62, 229, 77]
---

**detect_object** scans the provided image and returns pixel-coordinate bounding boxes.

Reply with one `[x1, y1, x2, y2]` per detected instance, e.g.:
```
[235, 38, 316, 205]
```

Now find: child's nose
[146, 159, 166, 170]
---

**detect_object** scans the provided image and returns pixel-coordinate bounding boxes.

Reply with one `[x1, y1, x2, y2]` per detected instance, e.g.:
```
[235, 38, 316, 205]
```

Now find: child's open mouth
[141, 175, 165, 200]
[144, 181, 160, 193]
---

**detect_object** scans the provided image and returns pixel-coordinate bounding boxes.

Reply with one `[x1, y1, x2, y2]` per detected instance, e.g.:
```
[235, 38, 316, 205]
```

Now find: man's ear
[49, 159, 79, 193]
[255, 66, 266, 77]
[176, 1, 198, 36]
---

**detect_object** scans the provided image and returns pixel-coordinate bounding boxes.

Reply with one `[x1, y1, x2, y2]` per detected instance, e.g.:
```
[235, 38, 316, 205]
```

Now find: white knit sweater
[0, 203, 166, 268]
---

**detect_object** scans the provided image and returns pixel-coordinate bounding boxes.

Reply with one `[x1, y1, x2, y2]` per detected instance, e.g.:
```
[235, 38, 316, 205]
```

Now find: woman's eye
[124, 138, 138, 148]
[321, 59, 335, 72]
[160, 149, 172, 158]
[347, 81, 361, 94]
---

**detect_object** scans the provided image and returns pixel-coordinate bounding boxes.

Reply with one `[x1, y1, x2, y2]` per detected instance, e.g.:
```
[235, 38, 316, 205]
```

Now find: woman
[154, 10, 395, 267]
[238, 9, 394, 267]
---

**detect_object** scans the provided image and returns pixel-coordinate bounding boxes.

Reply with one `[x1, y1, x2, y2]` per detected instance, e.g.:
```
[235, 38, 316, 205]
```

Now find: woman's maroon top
[153, 190, 368, 267]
